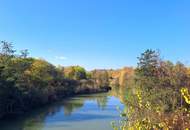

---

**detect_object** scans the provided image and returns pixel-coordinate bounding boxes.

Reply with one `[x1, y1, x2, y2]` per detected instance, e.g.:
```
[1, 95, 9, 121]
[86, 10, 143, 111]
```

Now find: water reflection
[0, 91, 124, 130]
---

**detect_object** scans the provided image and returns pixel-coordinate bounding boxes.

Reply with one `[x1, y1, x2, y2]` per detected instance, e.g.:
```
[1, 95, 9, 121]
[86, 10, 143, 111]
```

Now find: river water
[0, 90, 125, 130]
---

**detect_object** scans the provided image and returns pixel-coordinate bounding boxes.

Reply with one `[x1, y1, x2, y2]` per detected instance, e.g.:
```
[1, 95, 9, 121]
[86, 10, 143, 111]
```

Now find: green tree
[64, 66, 87, 80]
[20, 49, 29, 58]
[0, 41, 15, 57]
[136, 49, 160, 78]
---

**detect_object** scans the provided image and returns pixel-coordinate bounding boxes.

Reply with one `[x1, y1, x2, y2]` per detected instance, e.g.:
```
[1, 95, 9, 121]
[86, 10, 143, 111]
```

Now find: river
[0, 90, 125, 130]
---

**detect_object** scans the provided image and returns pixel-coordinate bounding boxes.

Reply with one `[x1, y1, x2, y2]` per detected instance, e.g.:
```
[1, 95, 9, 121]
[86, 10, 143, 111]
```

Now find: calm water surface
[0, 91, 125, 130]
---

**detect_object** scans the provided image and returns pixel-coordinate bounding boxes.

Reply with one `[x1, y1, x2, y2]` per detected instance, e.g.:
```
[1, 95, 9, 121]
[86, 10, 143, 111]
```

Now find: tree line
[0, 41, 111, 118]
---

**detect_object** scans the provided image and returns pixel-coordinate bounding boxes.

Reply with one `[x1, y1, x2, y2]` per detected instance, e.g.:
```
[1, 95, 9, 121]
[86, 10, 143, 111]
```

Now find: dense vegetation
[112, 49, 190, 130]
[0, 41, 111, 119]
[1, 40, 190, 129]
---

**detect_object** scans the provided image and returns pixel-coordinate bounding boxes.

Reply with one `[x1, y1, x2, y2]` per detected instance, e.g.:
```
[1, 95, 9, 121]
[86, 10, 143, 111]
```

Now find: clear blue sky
[0, 0, 189, 70]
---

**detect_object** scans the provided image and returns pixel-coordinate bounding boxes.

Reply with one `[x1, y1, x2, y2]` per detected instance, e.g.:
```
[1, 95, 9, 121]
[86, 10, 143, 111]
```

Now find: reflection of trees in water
[0, 103, 61, 130]
[63, 98, 85, 116]
[63, 94, 109, 114]
[55, 93, 109, 116]
[0, 93, 110, 130]
[109, 86, 129, 104]
[96, 95, 108, 110]
[21, 102, 64, 130]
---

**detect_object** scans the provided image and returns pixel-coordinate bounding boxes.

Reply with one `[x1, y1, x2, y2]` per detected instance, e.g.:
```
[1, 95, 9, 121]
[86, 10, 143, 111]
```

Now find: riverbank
[0, 79, 111, 119]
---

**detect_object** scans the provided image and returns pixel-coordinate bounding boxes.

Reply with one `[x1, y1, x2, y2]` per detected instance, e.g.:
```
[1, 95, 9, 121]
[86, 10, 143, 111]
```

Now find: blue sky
[0, 0, 189, 70]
